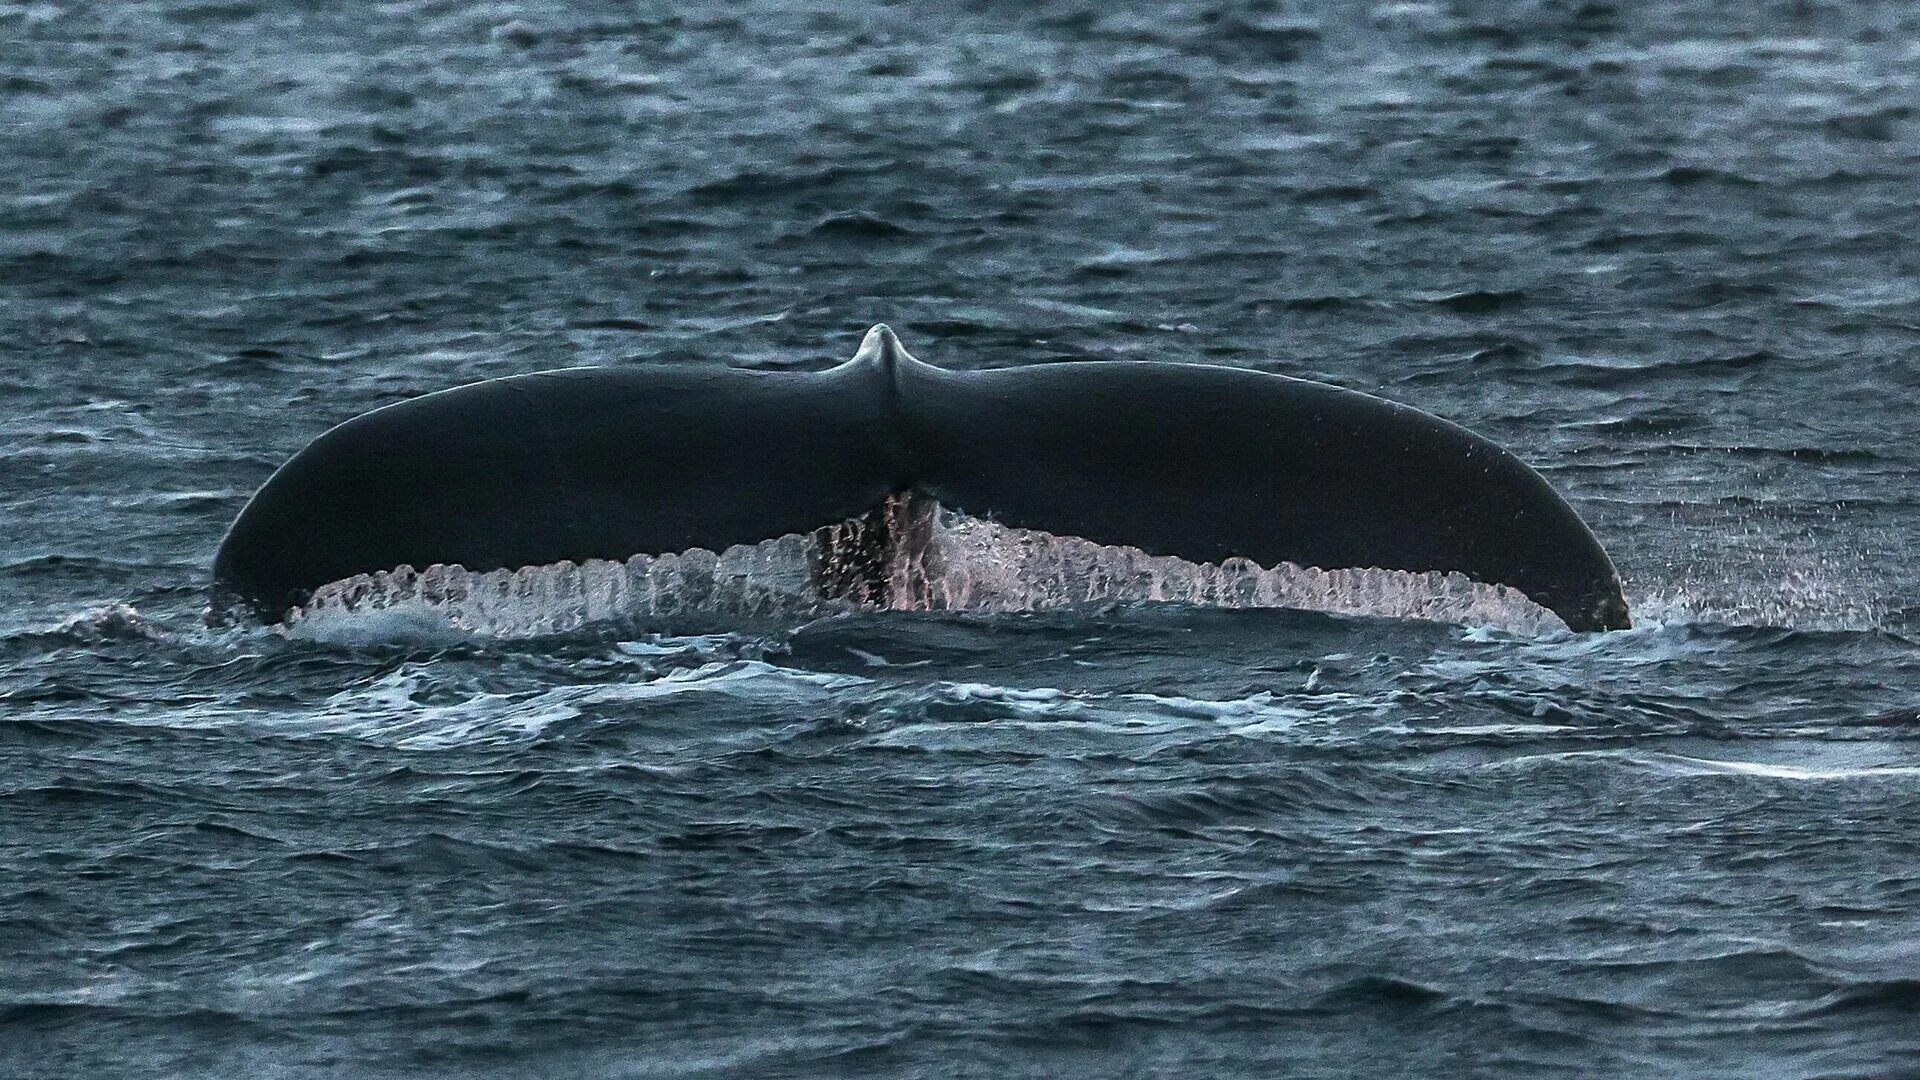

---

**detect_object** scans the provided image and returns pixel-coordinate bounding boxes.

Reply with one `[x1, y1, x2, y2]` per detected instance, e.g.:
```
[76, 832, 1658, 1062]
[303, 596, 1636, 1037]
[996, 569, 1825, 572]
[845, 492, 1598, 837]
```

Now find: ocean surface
[6, 0, 1920, 1075]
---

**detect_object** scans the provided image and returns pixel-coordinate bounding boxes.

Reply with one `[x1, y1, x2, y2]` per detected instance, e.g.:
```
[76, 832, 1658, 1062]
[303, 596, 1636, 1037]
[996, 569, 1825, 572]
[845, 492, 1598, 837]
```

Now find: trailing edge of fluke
[212, 325, 1630, 631]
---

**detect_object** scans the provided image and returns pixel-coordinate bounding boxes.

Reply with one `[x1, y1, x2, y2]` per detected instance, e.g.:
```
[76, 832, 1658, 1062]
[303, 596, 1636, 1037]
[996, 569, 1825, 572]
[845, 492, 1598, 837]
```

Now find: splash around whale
[212, 326, 1630, 635]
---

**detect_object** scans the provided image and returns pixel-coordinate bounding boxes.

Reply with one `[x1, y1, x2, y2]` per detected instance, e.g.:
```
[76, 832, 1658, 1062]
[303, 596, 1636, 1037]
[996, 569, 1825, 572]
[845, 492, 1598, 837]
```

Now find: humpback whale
[212, 326, 1630, 631]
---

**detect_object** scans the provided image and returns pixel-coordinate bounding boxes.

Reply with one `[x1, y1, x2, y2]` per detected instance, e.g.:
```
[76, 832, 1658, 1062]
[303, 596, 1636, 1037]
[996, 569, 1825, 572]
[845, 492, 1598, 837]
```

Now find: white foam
[1492, 749, 1920, 782]
[283, 499, 1567, 642]
[1632, 752, 1920, 781]
[302, 660, 877, 749]
[285, 534, 833, 645]
[883, 501, 1564, 634]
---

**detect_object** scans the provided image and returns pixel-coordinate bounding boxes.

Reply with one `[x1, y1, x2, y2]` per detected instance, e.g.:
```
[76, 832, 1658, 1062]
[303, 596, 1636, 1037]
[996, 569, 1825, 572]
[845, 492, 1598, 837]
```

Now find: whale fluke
[212, 326, 1629, 631]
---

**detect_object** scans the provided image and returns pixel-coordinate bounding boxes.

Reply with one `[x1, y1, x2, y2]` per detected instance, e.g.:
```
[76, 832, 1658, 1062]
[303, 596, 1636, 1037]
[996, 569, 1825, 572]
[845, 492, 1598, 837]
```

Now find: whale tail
[213, 326, 1628, 631]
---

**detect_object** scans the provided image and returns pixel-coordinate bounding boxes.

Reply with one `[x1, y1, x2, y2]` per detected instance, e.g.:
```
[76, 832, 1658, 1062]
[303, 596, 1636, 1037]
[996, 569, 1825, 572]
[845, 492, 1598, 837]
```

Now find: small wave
[1498, 749, 1920, 782]
[1801, 979, 1920, 1015]
[304, 659, 873, 749]
[1628, 752, 1920, 781]
[2, 603, 165, 646]
[1314, 975, 1449, 1010]
[804, 211, 915, 239]
[850, 680, 1356, 751]
[1421, 289, 1526, 314]
[283, 498, 1566, 643]
[1658, 165, 1762, 187]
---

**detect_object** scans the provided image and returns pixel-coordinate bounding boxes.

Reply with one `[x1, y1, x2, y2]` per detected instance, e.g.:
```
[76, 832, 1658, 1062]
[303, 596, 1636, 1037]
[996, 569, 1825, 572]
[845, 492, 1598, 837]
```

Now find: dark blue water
[6, 1, 1920, 1075]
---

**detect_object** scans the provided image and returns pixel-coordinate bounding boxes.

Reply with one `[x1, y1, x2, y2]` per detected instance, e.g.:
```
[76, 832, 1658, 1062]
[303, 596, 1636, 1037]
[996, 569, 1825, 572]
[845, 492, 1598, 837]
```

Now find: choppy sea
[5, 1, 1920, 1075]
